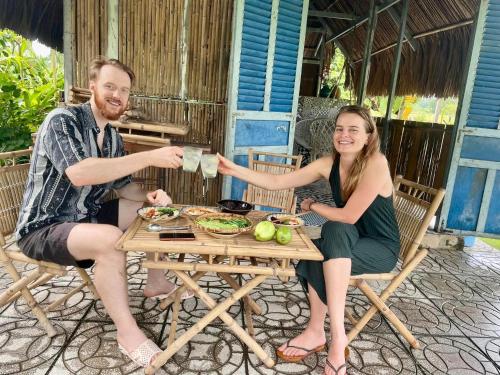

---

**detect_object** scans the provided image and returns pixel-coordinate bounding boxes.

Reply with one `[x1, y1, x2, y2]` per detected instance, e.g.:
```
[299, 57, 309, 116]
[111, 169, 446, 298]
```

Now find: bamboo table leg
[145, 272, 273, 375]
[167, 292, 182, 346]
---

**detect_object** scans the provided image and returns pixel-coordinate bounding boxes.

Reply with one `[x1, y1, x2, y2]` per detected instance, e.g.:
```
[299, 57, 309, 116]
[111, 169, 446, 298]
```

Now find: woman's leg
[277, 282, 328, 357]
[323, 258, 351, 375]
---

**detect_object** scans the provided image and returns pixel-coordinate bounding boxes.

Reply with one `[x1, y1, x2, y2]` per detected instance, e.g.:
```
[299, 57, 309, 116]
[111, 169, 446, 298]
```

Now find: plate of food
[137, 206, 180, 222]
[181, 206, 220, 218]
[194, 213, 253, 235]
[265, 213, 304, 228]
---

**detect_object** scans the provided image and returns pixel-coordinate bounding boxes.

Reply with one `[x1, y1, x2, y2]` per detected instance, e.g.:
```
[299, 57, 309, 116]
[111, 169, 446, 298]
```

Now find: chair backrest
[244, 150, 302, 213]
[0, 149, 31, 240]
[393, 175, 445, 267]
[309, 117, 336, 161]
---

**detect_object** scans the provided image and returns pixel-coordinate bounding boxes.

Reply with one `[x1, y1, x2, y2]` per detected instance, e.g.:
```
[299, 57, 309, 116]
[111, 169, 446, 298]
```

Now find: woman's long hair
[332, 105, 380, 200]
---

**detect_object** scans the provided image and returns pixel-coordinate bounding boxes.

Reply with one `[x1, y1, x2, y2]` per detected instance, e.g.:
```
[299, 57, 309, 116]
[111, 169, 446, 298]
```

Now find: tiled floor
[1, 181, 500, 374]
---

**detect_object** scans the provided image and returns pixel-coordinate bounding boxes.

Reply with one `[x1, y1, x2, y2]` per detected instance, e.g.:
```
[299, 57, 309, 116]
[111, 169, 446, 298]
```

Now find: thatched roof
[0, 0, 479, 97]
[0, 0, 63, 52]
[306, 0, 479, 97]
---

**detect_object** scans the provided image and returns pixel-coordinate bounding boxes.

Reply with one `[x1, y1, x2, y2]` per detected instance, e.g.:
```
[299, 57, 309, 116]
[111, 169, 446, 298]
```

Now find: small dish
[137, 206, 180, 222]
[217, 199, 254, 216]
[181, 206, 220, 218]
[265, 213, 304, 228]
[194, 213, 253, 234]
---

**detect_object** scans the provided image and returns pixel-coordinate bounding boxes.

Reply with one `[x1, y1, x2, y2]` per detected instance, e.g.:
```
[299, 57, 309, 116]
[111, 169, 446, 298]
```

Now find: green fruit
[275, 226, 292, 245]
[254, 221, 276, 241]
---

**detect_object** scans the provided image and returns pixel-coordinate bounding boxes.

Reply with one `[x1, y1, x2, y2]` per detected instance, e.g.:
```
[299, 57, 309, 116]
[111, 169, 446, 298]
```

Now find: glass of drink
[183, 146, 203, 173]
[200, 154, 218, 179]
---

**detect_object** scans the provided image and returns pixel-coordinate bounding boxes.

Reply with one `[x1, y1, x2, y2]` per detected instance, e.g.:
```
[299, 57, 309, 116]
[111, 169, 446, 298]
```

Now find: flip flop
[147, 285, 194, 300]
[324, 358, 347, 375]
[118, 338, 162, 368]
[276, 339, 326, 362]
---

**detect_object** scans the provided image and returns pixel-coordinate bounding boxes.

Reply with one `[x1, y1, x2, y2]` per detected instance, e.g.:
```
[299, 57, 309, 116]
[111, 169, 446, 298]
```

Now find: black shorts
[17, 199, 120, 269]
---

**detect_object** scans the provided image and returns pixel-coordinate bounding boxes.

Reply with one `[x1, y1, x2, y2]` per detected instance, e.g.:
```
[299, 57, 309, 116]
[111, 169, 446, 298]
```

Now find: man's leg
[117, 199, 177, 298]
[67, 223, 147, 353]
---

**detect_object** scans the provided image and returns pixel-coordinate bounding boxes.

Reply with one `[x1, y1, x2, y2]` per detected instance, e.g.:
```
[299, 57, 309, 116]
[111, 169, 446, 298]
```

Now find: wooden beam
[387, 6, 416, 51]
[308, 10, 355, 21]
[357, 0, 377, 105]
[325, 0, 400, 45]
[309, 3, 353, 68]
[353, 19, 474, 64]
[303, 58, 321, 65]
[382, 0, 409, 153]
[307, 27, 326, 33]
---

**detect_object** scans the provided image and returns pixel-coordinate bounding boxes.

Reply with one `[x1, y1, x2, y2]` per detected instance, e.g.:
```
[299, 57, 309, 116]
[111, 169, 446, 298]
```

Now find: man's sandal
[276, 339, 326, 362]
[324, 358, 347, 375]
[118, 339, 162, 368]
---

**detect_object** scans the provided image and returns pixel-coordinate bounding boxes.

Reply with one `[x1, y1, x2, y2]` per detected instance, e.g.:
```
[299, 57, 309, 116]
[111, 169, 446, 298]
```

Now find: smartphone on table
[159, 232, 196, 241]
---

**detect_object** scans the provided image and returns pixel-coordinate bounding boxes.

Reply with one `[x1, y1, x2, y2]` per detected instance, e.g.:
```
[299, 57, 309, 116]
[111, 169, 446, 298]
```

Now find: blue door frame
[440, 0, 500, 238]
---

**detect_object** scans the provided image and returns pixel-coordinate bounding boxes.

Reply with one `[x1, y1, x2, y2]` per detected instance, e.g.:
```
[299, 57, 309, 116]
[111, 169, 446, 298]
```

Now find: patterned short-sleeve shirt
[16, 102, 132, 239]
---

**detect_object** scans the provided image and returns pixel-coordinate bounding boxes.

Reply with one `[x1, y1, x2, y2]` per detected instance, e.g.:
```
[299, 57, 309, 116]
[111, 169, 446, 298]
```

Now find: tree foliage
[0, 29, 63, 151]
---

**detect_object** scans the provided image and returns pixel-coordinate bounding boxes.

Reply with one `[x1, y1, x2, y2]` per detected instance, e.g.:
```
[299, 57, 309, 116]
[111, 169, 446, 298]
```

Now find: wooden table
[116, 210, 323, 374]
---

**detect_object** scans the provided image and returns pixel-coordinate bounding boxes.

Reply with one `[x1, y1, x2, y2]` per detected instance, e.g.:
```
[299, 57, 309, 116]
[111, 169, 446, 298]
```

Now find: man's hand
[149, 146, 183, 169]
[146, 189, 172, 206]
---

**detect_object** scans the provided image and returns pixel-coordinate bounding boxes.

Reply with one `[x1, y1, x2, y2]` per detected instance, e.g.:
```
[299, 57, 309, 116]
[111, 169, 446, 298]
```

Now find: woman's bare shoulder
[366, 152, 389, 170]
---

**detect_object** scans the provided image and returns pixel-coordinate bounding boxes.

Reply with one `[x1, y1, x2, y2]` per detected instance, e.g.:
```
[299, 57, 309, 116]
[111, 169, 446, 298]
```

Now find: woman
[217, 105, 400, 375]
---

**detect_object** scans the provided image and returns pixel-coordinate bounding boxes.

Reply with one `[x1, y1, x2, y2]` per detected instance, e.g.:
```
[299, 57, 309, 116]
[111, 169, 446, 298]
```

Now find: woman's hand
[217, 153, 238, 176]
[146, 189, 172, 206]
[301, 198, 315, 212]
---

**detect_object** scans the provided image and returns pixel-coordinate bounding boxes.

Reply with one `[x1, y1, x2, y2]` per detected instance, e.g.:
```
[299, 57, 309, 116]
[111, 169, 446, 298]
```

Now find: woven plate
[265, 213, 304, 228]
[137, 206, 180, 222]
[194, 213, 253, 234]
[181, 206, 220, 218]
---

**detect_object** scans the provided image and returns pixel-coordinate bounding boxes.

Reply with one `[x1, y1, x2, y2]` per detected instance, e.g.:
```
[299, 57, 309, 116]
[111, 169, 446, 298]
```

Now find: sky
[32, 40, 51, 57]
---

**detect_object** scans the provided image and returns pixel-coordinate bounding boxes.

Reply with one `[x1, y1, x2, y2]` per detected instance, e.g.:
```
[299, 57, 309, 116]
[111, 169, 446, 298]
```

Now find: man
[16, 58, 182, 367]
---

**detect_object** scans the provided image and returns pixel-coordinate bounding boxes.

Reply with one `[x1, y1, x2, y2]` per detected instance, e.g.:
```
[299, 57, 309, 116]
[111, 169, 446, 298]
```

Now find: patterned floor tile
[159, 324, 247, 375]
[429, 250, 499, 278]
[438, 299, 500, 338]
[470, 337, 500, 368]
[410, 272, 485, 301]
[0, 317, 74, 375]
[411, 335, 500, 374]
[52, 321, 162, 374]
[245, 288, 311, 329]
[385, 297, 463, 336]
[1, 282, 95, 321]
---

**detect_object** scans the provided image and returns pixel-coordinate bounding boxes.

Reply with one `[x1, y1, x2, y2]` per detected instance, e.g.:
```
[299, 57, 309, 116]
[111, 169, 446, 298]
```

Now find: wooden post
[63, 0, 75, 101]
[381, 0, 409, 153]
[357, 0, 377, 105]
[106, 0, 119, 59]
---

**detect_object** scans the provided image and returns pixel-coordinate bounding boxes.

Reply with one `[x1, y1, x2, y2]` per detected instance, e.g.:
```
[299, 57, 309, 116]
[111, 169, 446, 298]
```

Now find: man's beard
[94, 90, 127, 121]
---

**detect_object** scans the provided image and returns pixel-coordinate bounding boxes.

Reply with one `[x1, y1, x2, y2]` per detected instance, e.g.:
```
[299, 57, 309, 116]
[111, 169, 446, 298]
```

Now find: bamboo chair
[242, 150, 303, 214]
[345, 175, 445, 348]
[0, 149, 99, 338]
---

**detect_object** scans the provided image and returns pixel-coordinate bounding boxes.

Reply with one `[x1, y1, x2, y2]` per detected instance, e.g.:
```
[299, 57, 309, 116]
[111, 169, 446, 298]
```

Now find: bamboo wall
[71, 0, 233, 205]
[375, 118, 453, 191]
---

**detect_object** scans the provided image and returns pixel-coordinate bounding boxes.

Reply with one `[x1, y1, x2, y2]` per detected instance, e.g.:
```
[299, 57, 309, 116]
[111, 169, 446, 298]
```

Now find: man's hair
[89, 57, 135, 84]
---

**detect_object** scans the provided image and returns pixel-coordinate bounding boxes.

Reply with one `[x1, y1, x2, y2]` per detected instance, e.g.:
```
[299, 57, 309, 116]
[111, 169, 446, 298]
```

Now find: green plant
[0, 29, 63, 152]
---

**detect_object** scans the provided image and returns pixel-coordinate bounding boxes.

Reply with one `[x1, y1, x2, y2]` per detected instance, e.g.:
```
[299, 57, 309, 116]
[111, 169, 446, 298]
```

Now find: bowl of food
[194, 213, 253, 235]
[181, 206, 220, 218]
[265, 213, 304, 228]
[137, 206, 180, 222]
[217, 199, 255, 216]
